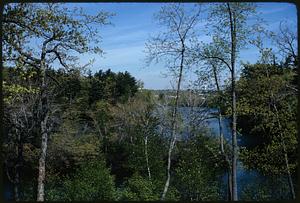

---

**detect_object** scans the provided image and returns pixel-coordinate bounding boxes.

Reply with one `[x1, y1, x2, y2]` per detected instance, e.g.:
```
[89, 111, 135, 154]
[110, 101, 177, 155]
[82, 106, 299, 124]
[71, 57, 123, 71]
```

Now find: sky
[68, 2, 297, 89]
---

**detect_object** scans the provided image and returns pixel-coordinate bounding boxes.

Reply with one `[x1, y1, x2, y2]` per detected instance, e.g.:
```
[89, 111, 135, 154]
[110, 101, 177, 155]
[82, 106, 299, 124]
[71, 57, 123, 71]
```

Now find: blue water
[177, 107, 266, 198]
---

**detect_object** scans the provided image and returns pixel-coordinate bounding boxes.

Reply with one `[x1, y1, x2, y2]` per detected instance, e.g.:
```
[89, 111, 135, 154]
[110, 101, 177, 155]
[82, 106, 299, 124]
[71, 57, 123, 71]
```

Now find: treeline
[150, 89, 207, 107]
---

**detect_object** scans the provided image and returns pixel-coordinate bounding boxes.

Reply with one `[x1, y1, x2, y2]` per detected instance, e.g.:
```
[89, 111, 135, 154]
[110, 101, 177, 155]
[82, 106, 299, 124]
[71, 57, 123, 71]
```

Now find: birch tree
[192, 3, 260, 200]
[145, 3, 201, 199]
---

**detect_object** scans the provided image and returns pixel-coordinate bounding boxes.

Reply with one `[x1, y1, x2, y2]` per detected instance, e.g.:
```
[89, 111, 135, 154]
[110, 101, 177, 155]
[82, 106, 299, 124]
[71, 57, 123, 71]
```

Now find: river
[178, 107, 291, 200]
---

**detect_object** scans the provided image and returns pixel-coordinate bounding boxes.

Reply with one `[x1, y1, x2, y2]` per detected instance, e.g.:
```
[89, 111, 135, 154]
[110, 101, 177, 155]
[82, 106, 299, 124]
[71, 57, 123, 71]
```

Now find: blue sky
[72, 2, 297, 89]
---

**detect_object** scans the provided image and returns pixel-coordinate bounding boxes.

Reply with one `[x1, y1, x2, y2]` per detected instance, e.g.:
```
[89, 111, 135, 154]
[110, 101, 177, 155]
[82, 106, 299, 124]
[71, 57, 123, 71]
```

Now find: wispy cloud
[76, 2, 297, 89]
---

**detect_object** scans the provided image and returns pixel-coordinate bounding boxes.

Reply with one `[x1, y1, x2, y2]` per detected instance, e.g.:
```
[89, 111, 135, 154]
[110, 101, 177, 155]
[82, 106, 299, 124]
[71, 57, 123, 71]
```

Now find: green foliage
[48, 125, 100, 172]
[89, 69, 138, 105]
[3, 67, 39, 105]
[118, 173, 180, 201]
[3, 3, 113, 69]
[4, 2, 298, 201]
[108, 91, 167, 184]
[236, 63, 297, 175]
[118, 173, 159, 200]
[174, 134, 225, 200]
[46, 159, 116, 201]
[240, 175, 291, 200]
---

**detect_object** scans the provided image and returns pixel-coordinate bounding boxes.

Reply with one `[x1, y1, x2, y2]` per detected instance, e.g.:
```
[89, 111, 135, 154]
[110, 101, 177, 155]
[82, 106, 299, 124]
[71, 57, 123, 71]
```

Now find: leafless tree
[273, 21, 298, 65]
[3, 82, 38, 201]
[145, 3, 202, 199]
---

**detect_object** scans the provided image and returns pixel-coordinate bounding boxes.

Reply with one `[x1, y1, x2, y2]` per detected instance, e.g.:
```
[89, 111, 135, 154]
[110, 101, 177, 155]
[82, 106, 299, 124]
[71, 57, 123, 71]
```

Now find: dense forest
[2, 2, 298, 201]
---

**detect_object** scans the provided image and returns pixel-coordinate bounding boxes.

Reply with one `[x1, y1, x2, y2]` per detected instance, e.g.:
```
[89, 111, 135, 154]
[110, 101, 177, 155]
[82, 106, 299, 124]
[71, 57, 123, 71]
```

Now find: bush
[46, 159, 116, 201]
[118, 173, 159, 200]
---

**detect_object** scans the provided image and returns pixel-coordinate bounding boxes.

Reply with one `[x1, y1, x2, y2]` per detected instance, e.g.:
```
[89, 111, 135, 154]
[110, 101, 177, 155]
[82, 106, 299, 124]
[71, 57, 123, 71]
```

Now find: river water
[203, 109, 263, 198]
[178, 107, 291, 200]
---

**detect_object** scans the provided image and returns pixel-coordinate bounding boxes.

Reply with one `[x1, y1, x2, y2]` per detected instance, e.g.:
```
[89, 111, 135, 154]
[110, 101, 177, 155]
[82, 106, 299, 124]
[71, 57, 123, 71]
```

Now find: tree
[46, 158, 116, 201]
[47, 114, 101, 174]
[174, 134, 225, 200]
[110, 91, 166, 183]
[236, 63, 297, 199]
[88, 69, 138, 105]
[272, 21, 298, 66]
[194, 47, 233, 199]
[3, 67, 39, 201]
[119, 173, 159, 201]
[145, 3, 201, 199]
[3, 3, 113, 201]
[192, 3, 259, 200]
[271, 21, 298, 93]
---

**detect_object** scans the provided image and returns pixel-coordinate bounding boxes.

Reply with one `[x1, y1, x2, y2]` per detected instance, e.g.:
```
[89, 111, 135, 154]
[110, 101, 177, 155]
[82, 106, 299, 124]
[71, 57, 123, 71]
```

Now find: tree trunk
[227, 170, 232, 200]
[161, 127, 177, 200]
[14, 130, 23, 201]
[37, 115, 48, 201]
[231, 73, 238, 201]
[283, 147, 296, 199]
[14, 170, 19, 201]
[212, 63, 233, 200]
[217, 110, 232, 200]
[37, 50, 49, 201]
[144, 136, 151, 181]
[227, 3, 238, 200]
[161, 43, 185, 200]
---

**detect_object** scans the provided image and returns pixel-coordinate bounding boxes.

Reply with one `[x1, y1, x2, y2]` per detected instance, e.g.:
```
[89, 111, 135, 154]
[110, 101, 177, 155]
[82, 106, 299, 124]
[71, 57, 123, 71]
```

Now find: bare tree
[3, 72, 39, 201]
[145, 3, 202, 199]
[273, 21, 298, 65]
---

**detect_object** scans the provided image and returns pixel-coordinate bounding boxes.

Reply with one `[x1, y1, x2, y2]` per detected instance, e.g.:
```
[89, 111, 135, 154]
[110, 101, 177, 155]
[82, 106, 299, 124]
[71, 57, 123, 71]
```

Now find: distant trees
[89, 69, 139, 105]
